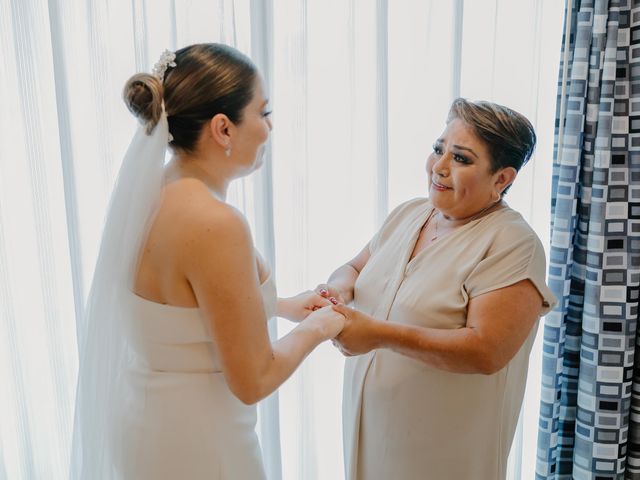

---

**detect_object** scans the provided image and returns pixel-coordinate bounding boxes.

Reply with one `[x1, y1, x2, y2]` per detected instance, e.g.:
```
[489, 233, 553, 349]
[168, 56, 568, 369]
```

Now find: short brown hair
[447, 98, 536, 175]
[123, 43, 258, 152]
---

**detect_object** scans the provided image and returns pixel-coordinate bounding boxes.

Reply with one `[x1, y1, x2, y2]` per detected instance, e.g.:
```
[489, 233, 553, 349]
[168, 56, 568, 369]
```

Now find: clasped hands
[281, 285, 380, 356]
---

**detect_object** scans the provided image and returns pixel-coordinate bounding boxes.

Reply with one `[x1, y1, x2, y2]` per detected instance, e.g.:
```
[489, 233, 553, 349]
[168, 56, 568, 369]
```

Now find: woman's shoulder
[492, 207, 537, 233]
[385, 197, 430, 223]
[368, 197, 430, 251]
[161, 178, 251, 242]
[395, 196, 430, 212]
[483, 206, 544, 250]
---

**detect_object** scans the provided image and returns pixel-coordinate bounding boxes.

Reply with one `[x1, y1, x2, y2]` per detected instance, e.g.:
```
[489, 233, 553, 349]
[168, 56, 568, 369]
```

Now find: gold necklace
[431, 211, 439, 241]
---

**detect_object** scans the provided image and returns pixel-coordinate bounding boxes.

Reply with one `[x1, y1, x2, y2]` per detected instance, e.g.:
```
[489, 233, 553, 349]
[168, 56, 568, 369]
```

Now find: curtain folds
[537, 1, 640, 478]
[0, 1, 278, 478]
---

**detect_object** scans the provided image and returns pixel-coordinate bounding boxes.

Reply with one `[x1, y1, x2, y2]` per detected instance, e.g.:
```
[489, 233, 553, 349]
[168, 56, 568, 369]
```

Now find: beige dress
[343, 197, 557, 480]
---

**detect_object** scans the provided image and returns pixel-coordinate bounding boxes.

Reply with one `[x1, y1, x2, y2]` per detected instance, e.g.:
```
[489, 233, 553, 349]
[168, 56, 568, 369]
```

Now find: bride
[69, 43, 345, 479]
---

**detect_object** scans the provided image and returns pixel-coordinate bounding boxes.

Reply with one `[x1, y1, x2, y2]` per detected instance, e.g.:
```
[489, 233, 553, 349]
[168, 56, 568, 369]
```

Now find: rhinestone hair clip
[152, 49, 177, 81]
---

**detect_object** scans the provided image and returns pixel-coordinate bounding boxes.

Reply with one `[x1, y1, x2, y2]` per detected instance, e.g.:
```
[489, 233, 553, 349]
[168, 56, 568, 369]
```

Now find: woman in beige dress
[318, 99, 558, 480]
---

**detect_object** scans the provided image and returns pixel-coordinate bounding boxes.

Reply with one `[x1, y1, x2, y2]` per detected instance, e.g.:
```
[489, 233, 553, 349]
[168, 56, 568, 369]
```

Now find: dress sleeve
[462, 229, 557, 316]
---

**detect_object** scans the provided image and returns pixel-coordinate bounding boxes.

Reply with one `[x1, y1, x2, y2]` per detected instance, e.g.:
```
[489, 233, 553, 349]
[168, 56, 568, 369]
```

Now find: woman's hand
[331, 304, 381, 356]
[278, 291, 334, 322]
[301, 305, 346, 340]
[314, 283, 346, 305]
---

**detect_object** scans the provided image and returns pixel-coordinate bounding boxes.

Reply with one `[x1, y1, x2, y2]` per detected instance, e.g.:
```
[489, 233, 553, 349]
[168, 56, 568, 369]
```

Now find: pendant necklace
[431, 211, 439, 241]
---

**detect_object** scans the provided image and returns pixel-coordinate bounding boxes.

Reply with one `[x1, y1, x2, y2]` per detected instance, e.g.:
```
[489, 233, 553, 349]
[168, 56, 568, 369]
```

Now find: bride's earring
[225, 144, 232, 157]
[492, 189, 501, 203]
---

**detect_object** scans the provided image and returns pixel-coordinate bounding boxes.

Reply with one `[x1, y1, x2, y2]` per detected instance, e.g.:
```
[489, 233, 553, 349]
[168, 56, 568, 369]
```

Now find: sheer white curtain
[2, 0, 564, 479]
[0, 1, 279, 479]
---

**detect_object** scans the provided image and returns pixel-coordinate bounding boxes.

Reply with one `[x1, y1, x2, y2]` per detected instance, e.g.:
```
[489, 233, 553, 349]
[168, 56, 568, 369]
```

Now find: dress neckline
[404, 202, 510, 272]
[130, 272, 273, 310]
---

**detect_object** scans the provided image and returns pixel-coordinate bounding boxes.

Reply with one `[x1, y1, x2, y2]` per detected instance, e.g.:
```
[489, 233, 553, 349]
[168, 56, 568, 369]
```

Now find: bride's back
[134, 176, 227, 307]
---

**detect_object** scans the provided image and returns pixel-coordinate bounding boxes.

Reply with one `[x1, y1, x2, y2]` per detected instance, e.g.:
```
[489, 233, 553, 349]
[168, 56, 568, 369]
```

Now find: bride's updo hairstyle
[123, 43, 258, 152]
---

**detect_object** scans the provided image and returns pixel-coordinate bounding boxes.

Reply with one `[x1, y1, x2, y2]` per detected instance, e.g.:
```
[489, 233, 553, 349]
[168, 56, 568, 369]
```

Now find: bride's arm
[180, 200, 344, 405]
[276, 292, 333, 322]
[254, 243, 333, 322]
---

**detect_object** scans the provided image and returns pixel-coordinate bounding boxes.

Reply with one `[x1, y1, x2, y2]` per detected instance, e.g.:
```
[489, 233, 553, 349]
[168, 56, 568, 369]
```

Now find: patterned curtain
[537, 0, 640, 478]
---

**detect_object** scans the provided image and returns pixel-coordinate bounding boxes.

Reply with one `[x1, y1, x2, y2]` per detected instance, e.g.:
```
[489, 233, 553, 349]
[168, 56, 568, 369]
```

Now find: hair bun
[122, 73, 164, 133]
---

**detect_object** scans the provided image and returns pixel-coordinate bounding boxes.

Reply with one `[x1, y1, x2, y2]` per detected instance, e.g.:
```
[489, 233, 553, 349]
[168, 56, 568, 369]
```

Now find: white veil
[69, 111, 168, 479]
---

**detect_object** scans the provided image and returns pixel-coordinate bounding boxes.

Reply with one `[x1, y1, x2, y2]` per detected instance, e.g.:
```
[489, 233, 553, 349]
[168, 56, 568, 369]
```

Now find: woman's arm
[276, 241, 374, 321]
[181, 200, 344, 404]
[316, 243, 372, 304]
[333, 279, 543, 374]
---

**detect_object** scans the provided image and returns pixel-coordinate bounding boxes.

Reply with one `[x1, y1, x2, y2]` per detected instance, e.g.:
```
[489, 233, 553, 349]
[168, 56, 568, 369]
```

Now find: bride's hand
[302, 305, 345, 340]
[278, 290, 333, 322]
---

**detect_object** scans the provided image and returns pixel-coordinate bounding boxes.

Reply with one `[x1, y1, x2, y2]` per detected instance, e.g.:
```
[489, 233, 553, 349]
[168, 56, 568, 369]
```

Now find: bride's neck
[166, 153, 231, 201]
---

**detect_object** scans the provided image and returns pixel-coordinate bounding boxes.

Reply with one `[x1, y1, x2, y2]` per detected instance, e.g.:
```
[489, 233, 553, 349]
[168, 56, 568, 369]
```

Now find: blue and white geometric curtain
[537, 0, 640, 478]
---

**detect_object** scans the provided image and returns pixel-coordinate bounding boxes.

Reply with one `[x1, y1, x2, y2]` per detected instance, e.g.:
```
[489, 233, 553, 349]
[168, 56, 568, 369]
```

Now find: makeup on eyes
[451, 144, 479, 159]
[432, 141, 472, 164]
[451, 150, 471, 164]
[260, 98, 272, 117]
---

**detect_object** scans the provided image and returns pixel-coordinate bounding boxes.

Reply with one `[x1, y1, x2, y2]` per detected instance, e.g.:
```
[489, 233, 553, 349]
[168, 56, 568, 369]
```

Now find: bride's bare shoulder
[161, 177, 250, 243]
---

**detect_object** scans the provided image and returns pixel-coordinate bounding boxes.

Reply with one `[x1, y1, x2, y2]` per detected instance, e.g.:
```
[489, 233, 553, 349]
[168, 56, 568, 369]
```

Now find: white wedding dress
[113, 274, 277, 479]
[70, 111, 278, 479]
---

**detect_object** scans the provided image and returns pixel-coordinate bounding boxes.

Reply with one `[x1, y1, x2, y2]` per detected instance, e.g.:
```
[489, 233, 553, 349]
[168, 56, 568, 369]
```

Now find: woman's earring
[224, 145, 232, 157]
[493, 190, 501, 202]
